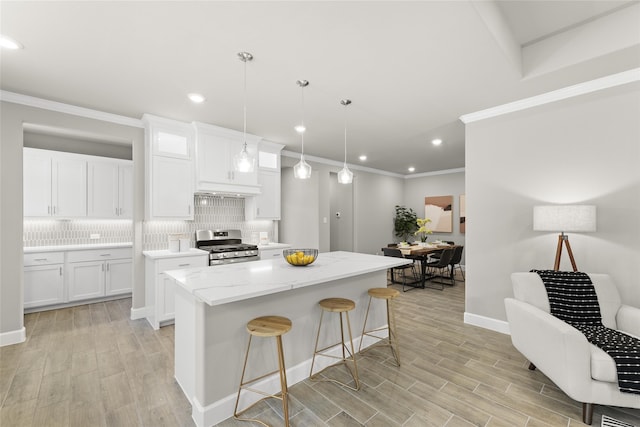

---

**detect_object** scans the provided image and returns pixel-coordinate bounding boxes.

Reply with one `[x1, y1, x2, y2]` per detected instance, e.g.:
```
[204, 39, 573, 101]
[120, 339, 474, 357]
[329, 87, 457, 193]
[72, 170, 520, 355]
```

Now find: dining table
[396, 243, 457, 288]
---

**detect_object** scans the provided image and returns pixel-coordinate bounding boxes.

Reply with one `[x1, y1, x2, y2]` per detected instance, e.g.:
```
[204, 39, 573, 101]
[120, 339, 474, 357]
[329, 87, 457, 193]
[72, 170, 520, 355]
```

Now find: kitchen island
[165, 251, 411, 427]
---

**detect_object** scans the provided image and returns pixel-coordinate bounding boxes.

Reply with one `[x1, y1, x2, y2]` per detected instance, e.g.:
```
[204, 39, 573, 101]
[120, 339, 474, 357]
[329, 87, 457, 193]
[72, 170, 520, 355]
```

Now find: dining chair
[448, 245, 464, 281]
[382, 247, 420, 292]
[424, 248, 455, 289]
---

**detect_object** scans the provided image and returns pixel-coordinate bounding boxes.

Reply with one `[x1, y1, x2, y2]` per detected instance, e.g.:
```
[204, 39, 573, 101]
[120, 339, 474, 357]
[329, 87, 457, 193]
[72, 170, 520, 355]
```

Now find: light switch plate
[90, 233, 100, 239]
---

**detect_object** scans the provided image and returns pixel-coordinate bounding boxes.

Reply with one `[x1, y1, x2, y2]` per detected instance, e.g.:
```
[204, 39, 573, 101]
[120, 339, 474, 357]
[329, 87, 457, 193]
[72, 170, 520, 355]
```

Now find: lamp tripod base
[554, 233, 578, 272]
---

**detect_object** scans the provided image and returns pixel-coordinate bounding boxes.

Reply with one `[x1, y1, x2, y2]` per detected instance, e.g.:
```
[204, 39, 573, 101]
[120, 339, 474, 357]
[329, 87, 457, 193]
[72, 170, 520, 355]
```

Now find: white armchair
[505, 273, 640, 425]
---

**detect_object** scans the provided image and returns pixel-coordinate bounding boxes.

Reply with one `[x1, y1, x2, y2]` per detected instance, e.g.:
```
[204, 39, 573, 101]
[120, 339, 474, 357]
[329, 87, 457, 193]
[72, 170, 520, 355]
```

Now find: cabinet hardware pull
[178, 263, 190, 267]
[116, 207, 119, 215]
[53, 206, 56, 214]
[34, 258, 47, 261]
[107, 263, 110, 271]
[59, 267, 62, 275]
[102, 264, 104, 271]
[100, 254, 111, 257]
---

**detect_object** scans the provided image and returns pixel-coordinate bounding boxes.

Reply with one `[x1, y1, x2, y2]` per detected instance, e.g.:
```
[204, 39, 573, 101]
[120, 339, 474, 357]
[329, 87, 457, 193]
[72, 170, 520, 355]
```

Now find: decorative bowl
[283, 249, 318, 266]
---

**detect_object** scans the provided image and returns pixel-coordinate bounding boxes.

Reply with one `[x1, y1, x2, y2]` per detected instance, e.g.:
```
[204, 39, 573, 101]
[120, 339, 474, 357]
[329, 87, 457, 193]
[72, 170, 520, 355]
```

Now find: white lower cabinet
[67, 260, 105, 301]
[67, 248, 133, 301]
[24, 252, 65, 309]
[144, 250, 208, 329]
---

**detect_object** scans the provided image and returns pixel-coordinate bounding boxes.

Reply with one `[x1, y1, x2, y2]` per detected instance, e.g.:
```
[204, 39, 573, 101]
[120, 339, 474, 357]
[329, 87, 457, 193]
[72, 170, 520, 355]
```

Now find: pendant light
[233, 51, 256, 173]
[337, 99, 353, 184]
[293, 79, 312, 180]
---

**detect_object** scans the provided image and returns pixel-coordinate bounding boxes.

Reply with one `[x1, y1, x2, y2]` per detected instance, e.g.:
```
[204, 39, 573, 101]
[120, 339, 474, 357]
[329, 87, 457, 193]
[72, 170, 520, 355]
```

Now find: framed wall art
[424, 195, 453, 233]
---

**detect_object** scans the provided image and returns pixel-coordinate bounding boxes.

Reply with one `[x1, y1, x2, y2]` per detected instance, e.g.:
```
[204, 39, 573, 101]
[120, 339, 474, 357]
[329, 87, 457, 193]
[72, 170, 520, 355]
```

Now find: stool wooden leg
[358, 296, 373, 353]
[344, 311, 360, 390]
[276, 335, 290, 427]
[388, 299, 400, 366]
[234, 335, 253, 419]
[309, 310, 325, 379]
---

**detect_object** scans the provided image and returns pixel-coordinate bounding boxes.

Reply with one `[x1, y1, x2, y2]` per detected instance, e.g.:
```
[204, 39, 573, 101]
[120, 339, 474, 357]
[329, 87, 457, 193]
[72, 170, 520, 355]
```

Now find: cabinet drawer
[67, 247, 132, 263]
[157, 256, 207, 272]
[24, 252, 64, 266]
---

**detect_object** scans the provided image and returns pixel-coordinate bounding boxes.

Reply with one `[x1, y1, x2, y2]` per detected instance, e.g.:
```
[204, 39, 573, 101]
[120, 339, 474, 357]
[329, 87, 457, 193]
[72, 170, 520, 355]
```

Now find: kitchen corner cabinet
[23, 148, 87, 218]
[67, 248, 132, 301]
[143, 114, 195, 220]
[245, 141, 284, 221]
[87, 160, 133, 218]
[144, 250, 208, 329]
[23, 252, 65, 308]
[193, 122, 261, 195]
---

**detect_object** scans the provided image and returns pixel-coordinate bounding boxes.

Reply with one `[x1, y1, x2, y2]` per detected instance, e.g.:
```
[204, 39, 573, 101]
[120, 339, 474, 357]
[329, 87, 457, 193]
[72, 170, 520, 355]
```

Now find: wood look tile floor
[1, 275, 639, 427]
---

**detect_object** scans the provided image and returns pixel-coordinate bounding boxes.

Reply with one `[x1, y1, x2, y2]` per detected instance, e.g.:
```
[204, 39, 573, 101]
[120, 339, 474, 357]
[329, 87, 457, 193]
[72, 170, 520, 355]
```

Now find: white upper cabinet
[193, 122, 261, 195]
[87, 159, 132, 218]
[24, 148, 87, 218]
[143, 114, 194, 220]
[245, 141, 284, 221]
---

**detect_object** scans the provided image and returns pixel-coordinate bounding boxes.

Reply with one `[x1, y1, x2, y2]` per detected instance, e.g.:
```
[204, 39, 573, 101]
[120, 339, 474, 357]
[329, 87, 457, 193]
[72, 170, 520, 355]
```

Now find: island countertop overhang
[164, 250, 411, 306]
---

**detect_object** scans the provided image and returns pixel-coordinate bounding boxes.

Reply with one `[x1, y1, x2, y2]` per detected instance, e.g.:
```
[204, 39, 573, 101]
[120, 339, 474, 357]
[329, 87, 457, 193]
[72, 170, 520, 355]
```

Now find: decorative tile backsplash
[143, 195, 274, 250]
[24, 219, 133, 247]
[24, 195, 275, 249]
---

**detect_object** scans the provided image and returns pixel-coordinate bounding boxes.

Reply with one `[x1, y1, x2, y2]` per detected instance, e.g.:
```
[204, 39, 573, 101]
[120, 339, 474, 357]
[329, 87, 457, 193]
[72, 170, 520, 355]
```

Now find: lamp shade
[533, 205, 596, 232]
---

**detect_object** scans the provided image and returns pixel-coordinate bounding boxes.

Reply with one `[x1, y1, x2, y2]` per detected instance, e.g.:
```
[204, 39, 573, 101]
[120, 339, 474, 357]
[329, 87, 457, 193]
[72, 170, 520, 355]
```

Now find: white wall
[280, 168, 321, 250]
[465, 82, 640, 323]
[329, 172, 354, 252]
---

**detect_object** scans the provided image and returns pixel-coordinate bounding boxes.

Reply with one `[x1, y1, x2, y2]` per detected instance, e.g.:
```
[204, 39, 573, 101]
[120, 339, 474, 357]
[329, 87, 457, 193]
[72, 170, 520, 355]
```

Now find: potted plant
[393, 205, 418, 243]
[414, 217, 432, 246]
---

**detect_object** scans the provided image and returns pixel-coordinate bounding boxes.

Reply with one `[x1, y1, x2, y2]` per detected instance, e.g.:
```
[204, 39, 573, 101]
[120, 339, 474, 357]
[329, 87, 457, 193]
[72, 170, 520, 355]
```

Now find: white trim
[283, 150, 436, 179]
[405, 167, 465, 179]
[189, 331, 385, 427]
[459, 68, 640, 124]
[464, 312, 510, 335]
[130, 306, 148, 320]
[0, 90, 143, 128]
[0, 327, 26, 347]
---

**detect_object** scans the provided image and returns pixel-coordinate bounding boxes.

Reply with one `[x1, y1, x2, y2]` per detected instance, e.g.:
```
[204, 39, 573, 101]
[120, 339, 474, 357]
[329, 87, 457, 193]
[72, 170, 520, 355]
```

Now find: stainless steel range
[195, 229, 259, 266]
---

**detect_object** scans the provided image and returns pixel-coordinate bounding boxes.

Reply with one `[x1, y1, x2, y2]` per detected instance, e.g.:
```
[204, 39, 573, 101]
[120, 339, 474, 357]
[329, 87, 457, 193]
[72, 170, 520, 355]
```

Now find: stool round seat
[247, 316, 292, 337]
[319, 298, 356, 312]
[367, 288, 399, 300]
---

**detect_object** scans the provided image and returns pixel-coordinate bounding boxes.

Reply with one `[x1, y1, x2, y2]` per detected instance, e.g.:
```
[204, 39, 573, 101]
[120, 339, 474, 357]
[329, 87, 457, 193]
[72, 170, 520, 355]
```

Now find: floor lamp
[533, 205, 596, 272]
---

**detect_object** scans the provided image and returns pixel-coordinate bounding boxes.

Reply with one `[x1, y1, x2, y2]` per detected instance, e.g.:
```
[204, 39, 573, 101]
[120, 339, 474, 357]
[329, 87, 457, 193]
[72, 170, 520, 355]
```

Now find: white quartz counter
[165, 251, 411, 306]
[142, 248, 208, 259]
[24, 242, 133, 253]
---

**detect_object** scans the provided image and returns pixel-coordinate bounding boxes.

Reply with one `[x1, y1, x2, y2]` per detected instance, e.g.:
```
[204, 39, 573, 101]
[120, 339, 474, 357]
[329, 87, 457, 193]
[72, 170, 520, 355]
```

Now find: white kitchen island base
[167, 251, 411, 427]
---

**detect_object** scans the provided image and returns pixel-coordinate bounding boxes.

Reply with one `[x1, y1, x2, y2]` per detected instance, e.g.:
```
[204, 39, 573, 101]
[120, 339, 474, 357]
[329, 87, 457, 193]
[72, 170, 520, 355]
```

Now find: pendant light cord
[242, 57, 247, 150]
[343, 104, 347, 164]
[300, 84, 305, 156]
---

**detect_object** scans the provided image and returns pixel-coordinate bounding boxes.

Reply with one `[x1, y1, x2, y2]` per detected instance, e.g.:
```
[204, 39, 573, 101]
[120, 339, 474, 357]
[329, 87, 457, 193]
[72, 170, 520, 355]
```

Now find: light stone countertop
[165, 251, 411, 307]
[142, 248, 209, 259]
[24, 242, 133, 253]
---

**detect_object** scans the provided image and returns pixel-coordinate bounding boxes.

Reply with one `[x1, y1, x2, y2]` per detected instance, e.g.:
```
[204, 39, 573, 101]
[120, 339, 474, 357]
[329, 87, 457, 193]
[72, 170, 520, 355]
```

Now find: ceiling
[2, 1, 639, 175]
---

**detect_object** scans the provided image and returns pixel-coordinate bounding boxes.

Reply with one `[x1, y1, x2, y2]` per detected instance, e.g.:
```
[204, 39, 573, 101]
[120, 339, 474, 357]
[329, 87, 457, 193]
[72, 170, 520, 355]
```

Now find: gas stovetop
[195, 229, 259, 264]
[198, 243, 258, 253]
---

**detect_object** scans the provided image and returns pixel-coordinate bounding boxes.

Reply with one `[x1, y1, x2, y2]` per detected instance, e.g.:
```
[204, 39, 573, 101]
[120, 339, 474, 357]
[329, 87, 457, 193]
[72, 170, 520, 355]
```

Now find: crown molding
[459, 67, 640, 124]
[0, 90, 143, 128]
[282, 150, 405, 178]
[404, 167, 465, 179]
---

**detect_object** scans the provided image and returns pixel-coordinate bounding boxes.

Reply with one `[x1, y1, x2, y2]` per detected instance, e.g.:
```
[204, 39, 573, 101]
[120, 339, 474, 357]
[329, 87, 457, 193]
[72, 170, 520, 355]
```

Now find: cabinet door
[24, 264, 64, 308]
[256, 170, 280, 219]
[118, 165, 133, 218]
[23, 150, 52, 217]
[151, 156, 194, 219]
[67, 261, 105, 301]
[159, 274, 177, 322]
[53, 156, 87, 217]
[105, 259, 132, 296]
[196, 131, 232, 185]
[87, 161, 119, 218]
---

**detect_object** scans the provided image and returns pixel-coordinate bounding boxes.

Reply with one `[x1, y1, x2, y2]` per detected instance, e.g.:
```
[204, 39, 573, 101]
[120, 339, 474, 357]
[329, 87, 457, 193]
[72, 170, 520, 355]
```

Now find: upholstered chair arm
[505, 298, 592, 401]
[617, 304, 640, 338]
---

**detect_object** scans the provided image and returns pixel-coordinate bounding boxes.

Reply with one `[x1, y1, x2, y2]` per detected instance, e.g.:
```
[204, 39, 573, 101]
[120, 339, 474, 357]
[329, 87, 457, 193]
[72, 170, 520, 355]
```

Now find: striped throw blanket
[533, 270, 640, 395]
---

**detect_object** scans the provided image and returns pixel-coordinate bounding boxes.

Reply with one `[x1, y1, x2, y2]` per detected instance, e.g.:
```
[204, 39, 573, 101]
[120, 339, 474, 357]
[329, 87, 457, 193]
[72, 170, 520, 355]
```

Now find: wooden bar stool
[309, 298, 360, 391]
[359, 288, 401, 366]
[234, 315, 292, 427]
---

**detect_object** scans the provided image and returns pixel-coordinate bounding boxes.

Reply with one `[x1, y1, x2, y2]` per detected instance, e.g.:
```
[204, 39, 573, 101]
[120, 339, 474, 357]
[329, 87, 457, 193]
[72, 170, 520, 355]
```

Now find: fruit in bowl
[283, 249, 318, 266]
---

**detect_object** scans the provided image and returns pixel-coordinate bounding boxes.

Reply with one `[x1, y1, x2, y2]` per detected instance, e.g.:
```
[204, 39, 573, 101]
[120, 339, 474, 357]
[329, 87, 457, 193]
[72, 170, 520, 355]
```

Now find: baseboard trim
[130, 306, 148, 320]
[464, 312, 510, 335]
[0, 327, 26, 347]
[190, 330, 386, 426]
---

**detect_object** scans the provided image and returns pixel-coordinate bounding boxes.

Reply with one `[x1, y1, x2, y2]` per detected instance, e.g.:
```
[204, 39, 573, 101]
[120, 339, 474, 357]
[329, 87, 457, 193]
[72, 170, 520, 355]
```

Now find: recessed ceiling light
[408, 167, 415, 172]
[431, 138, 443, 146]
[294, 124, 306, 133]
[188, 93, 205, 103]
[359, 155, 367, 161]
[0, 35, 23, 50]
